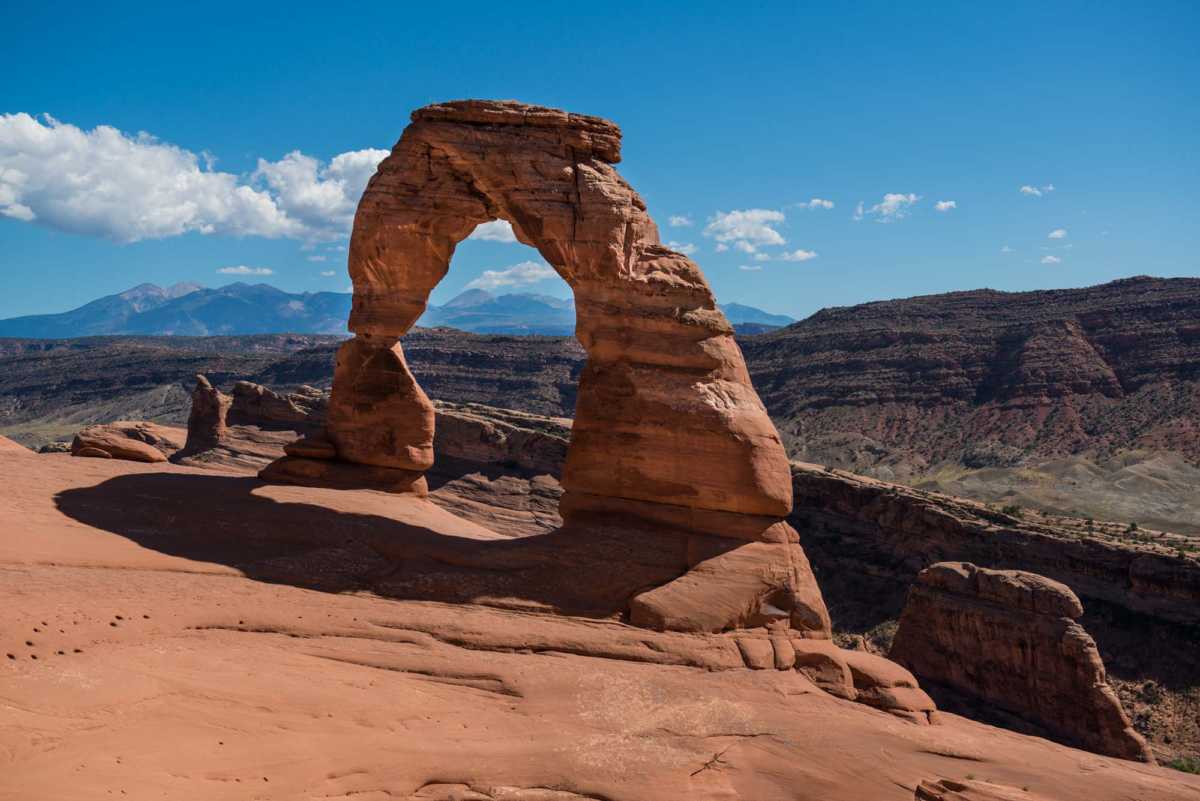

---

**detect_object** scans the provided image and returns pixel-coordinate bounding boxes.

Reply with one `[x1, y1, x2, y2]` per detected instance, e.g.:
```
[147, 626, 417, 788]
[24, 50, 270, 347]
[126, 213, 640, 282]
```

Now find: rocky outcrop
[70, 421, 187, 463]
[432, 401, 570, 476]
[175, 377, 327, 472]
[891, 562, 1154, 762]
[261, 100, 831, 643]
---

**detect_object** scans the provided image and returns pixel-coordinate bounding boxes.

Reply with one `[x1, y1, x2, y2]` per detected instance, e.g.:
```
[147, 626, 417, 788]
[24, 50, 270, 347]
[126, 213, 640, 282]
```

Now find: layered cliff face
[788, 463, 1200, 627]
[741, 276, 1200, 477]
[890, 562, 1153, 763]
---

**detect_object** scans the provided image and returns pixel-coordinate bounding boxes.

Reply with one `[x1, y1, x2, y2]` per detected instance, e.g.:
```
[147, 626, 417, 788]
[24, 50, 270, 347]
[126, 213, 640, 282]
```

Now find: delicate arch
[327, 100, 792, 529]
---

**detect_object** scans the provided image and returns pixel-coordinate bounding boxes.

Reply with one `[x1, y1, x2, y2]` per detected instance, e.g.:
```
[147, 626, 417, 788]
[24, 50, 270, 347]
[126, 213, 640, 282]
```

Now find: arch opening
[417, 220, 578, 339]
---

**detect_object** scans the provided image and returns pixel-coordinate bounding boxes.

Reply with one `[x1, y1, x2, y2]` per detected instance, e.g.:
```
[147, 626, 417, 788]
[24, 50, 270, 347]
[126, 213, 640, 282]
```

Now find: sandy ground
[2, 452, 1199, 800]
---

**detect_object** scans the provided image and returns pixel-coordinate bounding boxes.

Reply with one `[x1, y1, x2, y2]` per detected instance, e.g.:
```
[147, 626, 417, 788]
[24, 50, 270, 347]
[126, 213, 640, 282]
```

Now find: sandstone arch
[264, 100, 829, 637]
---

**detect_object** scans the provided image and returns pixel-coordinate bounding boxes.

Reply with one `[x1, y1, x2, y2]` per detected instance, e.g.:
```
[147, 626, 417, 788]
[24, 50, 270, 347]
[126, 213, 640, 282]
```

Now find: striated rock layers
[741, 275, 1200, 474]
[261, 100, 833, 648]
[789, 461, 1200, 628]
[890, 562, 1154, 762]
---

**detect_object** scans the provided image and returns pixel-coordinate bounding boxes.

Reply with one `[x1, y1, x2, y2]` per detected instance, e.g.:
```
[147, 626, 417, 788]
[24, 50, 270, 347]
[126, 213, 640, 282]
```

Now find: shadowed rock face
[260, 100, 830, 643]
[890, 562, 1154, 763]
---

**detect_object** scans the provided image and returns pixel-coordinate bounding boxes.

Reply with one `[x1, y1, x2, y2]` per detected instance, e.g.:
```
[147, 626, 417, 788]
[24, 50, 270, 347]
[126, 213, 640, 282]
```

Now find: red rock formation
[890, 562, 1154, 762]
[70, 421, 186, 463]
[176, 377, 333, 474]
[261, 100, 828, 642]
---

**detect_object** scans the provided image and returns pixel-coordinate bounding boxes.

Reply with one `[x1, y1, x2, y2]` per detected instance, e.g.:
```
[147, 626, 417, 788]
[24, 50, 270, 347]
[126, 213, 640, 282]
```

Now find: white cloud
[750, 247, 819, 263]
[1048, 228, 1067, 239]
[777, 248, 818, 262]
[254, 147, 389, 239]
[306, 254, 327, 262]
[855, 193, 920, 223]
[667, 240, 697, 255]
[1041, 255, 1062, 264]
[468, 219, 518, 243]
[320, 270, 336, 277]
[738, 264, 763, 271]
[218, 265, 274, 275]
[934, 200, 957, 212]
[668, 215, 693, 227]
[1001, 245, 1014, 253]
[1020, 183, 1055, 197]
[464, 260, 557, 291]
[805, 198, 834, 210]
[715, 243, 729, 252]
[703, 209, 786, 253]
[0, 112, 386, 243]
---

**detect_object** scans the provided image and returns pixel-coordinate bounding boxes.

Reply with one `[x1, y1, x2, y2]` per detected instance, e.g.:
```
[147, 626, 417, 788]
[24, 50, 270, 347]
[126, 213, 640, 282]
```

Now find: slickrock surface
[891, 562, 1154, 763]
[0, 433, 31, 454]
[915, 778, 1058, 800]
[263, 100, 828, 642]
[3, 450, 1198, 800]
[71, 420, 187, 463]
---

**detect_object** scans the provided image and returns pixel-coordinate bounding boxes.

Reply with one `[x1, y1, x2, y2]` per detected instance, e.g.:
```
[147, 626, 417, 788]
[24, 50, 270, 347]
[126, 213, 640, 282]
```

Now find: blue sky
[1, 1, 1197, 320]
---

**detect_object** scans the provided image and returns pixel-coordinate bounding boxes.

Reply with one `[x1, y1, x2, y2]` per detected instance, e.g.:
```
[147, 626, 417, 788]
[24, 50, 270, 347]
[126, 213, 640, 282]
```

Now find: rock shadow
[54, 471, 703, 621]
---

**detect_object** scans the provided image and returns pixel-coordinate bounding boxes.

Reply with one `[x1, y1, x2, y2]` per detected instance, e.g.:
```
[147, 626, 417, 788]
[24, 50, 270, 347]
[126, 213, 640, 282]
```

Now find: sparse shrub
[1127, 521, 1139, 533]
[1168, 756, 1200, 774]
[1001, 504, 1023, 518]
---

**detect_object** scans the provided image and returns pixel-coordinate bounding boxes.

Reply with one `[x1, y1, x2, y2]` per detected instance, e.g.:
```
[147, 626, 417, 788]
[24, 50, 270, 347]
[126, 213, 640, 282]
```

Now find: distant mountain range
[0, 283, 794, 338]
[0, 283, 351, 337]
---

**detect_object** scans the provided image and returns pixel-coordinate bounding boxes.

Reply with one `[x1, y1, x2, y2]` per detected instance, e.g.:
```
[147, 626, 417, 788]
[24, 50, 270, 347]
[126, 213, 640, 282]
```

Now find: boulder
[891, 561, 1154, 762]
[70, 421, 186, 463]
